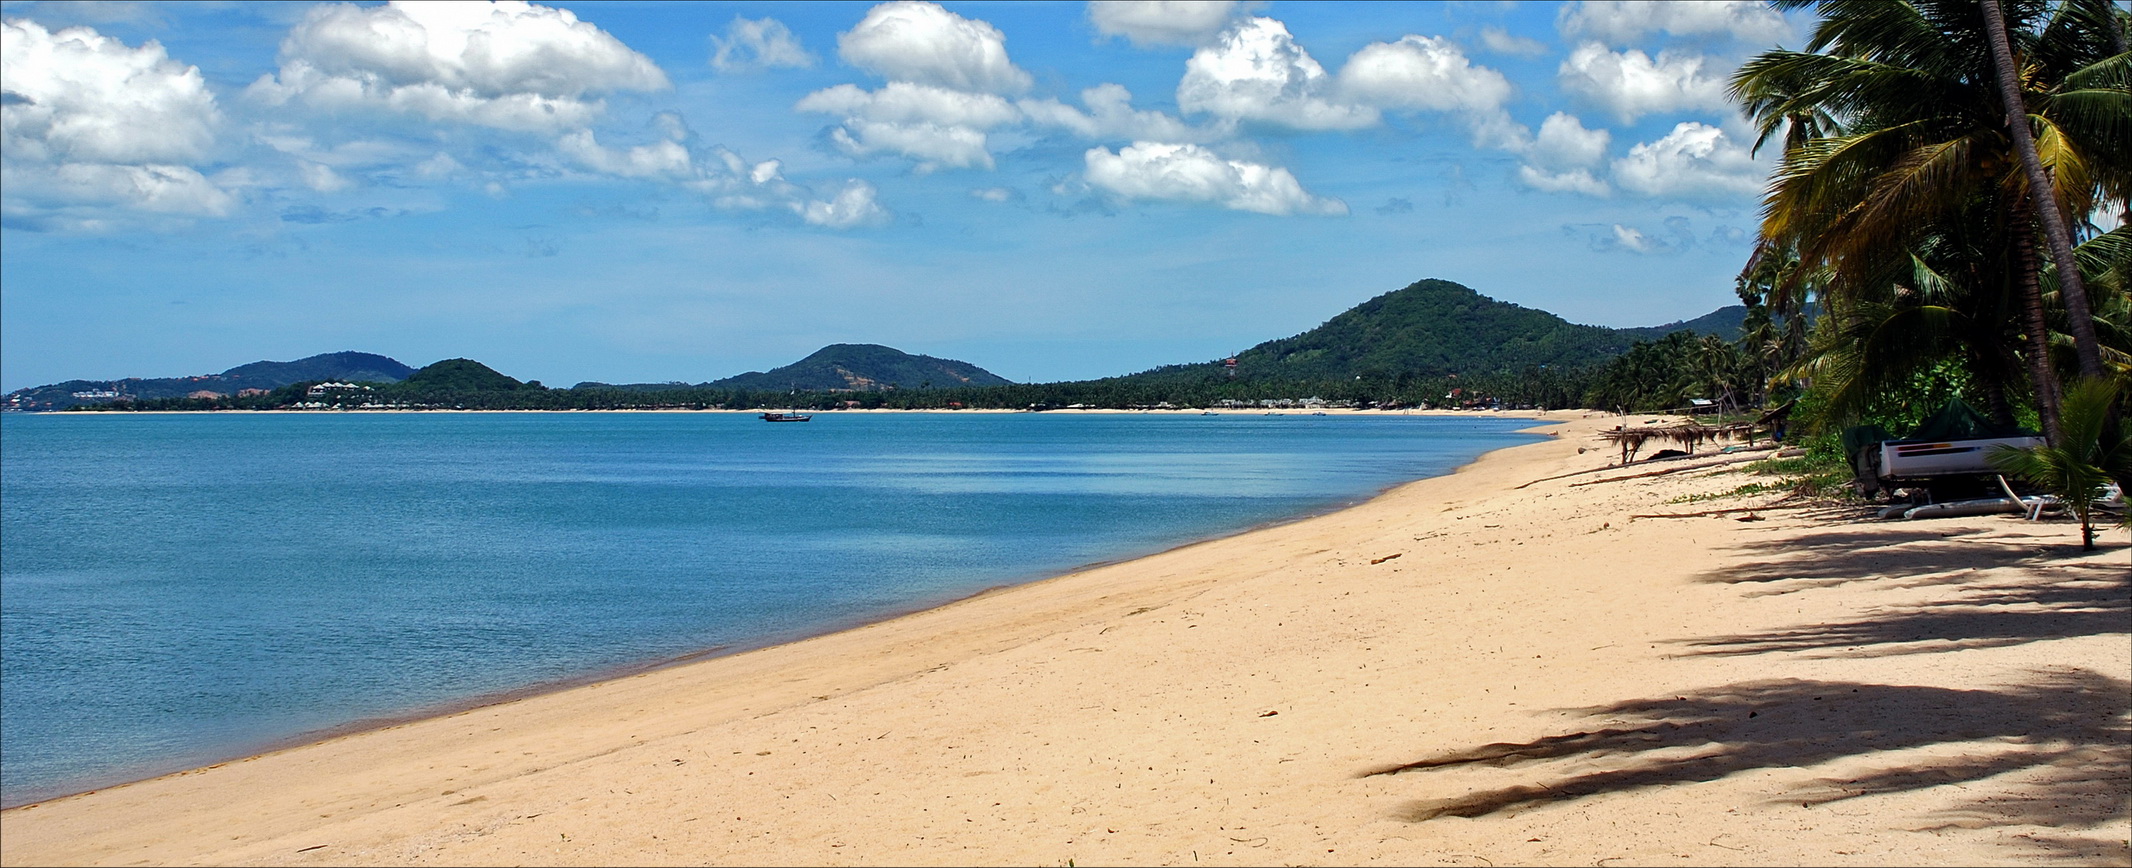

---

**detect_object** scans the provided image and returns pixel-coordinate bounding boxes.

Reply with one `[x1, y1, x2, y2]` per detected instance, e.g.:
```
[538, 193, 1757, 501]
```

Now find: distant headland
[6, 279, 1743, 413]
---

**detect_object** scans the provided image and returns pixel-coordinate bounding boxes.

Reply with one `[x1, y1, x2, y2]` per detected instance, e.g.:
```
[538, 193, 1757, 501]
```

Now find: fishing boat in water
[759, 411, 812, 422]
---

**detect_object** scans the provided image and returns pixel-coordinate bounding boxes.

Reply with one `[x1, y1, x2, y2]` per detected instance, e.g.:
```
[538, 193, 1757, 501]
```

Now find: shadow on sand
[1363, 670, 2128, 862]
[1682, 566, 2128, 658]
[1690, 524, 2106, 593]
[1365, 521, 2129, 862]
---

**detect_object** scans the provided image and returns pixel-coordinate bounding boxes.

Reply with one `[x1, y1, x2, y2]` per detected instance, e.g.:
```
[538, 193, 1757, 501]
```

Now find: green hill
[4, 351, 417, 410]
[1110, 279, 1734, 386]
[399, 358, 534, 392]
[1236, 279, 1627, 379]
[220, 351, 416, 386]
[705, 344, 1012, 392]
[1616, 305, 1748, 343]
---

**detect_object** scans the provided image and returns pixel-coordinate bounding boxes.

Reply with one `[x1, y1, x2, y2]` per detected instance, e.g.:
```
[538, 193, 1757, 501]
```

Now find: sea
[0, 410, 1544, 806]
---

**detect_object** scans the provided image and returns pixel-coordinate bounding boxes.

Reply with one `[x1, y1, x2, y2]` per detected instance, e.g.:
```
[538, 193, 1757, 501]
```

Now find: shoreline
[0, 410, 1555, 810]
[4, 410, 2122, 866]
[5, 407, 1550, 416]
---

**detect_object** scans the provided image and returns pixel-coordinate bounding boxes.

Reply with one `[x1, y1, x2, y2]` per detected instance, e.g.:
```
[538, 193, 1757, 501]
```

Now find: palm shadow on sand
[1362, 670, 2128, 863]
[1689, 524, 2108, 593]
[1683, 566, 2128, 658]
[1364, 521, 2129, 862]
[1675, 516, 2126, 657]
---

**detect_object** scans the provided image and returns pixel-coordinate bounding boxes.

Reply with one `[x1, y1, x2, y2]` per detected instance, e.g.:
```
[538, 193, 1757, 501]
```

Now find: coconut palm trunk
[1981, 0, 2107, 382]
[2012, 196, 2067, 444]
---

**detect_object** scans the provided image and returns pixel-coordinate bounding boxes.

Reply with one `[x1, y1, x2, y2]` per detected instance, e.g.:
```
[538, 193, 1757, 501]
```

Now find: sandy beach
[2, 412, 2124, 867]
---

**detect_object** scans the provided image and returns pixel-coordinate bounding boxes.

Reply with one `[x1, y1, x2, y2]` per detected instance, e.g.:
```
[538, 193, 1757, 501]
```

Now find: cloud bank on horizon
[0, 0, 1809, 391]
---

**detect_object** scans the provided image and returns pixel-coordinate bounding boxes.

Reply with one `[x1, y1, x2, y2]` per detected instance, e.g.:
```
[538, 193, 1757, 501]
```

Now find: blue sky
[0, 0, 1813, 391]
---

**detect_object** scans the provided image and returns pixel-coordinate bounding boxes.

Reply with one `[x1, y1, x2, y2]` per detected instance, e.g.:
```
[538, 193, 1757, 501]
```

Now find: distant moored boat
[759, 412, 812, 422]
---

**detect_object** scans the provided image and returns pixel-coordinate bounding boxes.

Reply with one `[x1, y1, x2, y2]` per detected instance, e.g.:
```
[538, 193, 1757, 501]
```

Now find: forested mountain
[1108, 279, 1735, 386]
[402, 358, 534, 391]
[5, 351, 416, 410]
[17, 280, 1744, 413]
[1616, 305, 1748, 343]
[216, 351, 416, 386]
[704, 344, 1012, 392]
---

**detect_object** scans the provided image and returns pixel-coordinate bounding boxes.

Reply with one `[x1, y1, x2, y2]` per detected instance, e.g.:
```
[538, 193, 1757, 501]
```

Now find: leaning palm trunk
[1982, 0, 2107, 380]
[2012, 197, 2067, 444]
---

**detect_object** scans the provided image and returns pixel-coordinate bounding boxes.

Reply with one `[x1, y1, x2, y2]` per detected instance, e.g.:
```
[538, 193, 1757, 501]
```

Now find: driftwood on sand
[1568, 448, 1780, 487]
[1631, 492, 1805, 518]
[1517, 442, 1778, 490]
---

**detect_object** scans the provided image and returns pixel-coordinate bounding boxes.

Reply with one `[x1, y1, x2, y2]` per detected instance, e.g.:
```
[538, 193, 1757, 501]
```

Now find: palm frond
[2029, 117, 2098, 218]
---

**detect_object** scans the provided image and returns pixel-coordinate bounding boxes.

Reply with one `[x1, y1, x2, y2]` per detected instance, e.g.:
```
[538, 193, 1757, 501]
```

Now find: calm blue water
[0, 411, 1540, 805]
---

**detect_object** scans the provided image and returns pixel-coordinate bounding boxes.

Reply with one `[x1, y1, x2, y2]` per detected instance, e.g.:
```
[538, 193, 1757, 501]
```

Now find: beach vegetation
[1749, 449, 1863, 500]
[1668, 480, 1782, 504]
[1733, 0, 2131, 450]
[1989, 375, 2132, 548]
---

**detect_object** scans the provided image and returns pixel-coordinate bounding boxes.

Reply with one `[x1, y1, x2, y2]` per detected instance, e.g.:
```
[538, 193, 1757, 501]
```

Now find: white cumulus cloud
[1611, 223, 1662, 251]
[1083, 141, 1346, 216]
[298, 161, 353, 192]
[1177, 17, 1377, 131]
[1612, 223, 1658, 252]
[711, 16, 814, 72]
[1478, 26, 1548, 57]
[1612, 121, 1765, 199]
[2, 18, 218, 164]
[797, 81, 1020, 170]
[1087, 0, 1240, 47]
[1338, 35, 1512, 115]
[793, 179, 890, 229]
[558, 129, 693, 180]
[1336, 34, 1521, 147]
[247, 1, 669, 133]
[1516, 112, 1612, 196]
[2, 161, 233, 224]
[838, 1, 1031, 94]
[1527, 111, 1610, 169]
[555, 116, 889, 230]
[1018, 83, 1202, 142]
[1519, 166, 1610, 196]
[1, 18, 232, 225]
[1559, 1, 1790, 47]
[798, 81, 1020, 129]
[831, 119, 996, 170]
[805, 2, 1035, 169]
[1558, 42, 1730, 124]
[1570, 218, 1698, 255]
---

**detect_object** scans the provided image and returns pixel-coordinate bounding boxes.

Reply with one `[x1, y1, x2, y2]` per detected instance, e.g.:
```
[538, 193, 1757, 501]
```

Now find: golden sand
[3, 412, 2125, 867]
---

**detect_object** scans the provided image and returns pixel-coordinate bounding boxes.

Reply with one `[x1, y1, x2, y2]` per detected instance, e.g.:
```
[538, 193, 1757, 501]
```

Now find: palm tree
[1990, 375, 2131, 549]
[1980, 0, 2116, 379]
[1734, 245, 1819, 403]
[1692, 334, 1746, 414]
[1734, 0, 2130, 442]
[1788, 235, 2035, 428]
[2069, 224, 2132, 371]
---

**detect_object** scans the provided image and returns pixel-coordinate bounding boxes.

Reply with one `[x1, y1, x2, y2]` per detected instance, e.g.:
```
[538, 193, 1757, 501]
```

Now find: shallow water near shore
[0, 410, 1542, 806]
